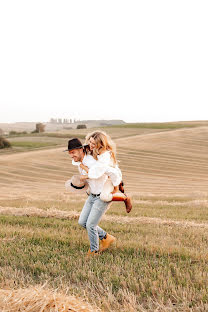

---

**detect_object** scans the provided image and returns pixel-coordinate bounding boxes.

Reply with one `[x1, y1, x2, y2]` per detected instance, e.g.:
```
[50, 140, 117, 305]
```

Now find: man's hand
[80, 175, 88, 181]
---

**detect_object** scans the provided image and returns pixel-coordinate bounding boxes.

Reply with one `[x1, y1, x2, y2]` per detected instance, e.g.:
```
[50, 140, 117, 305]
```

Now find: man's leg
[86, 197, 109, 252]
[97, 225, 107, 240]
[78, 195, 93, 229]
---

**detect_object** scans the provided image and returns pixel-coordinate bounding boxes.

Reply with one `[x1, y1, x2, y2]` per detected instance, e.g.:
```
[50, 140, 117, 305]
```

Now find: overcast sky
[0, 1, 208, 123]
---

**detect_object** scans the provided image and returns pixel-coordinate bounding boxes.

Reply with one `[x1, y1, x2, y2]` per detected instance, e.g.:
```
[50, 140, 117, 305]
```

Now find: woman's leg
[100, 179, 132, 213]
[100, 179, 114, 202]
[112, 192, 132, 213]
[86, 197, 109, 252]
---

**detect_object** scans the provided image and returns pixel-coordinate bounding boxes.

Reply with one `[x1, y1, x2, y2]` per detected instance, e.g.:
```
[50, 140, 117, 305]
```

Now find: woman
[80, 131, 132, 212]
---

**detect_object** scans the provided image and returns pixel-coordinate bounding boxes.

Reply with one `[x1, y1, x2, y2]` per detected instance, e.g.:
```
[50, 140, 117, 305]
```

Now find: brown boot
[124, 196, 132, 213]
[100, 234, 116, 251]
[119, 181, 125, 193]
[86, 249, 100, 258]
[112, 192, 126, 201]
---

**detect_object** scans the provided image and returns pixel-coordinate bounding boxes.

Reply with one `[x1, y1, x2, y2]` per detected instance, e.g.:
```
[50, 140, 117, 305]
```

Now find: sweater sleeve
[88, 152, 122, 185]
[72, 160, 81, 166]
[88, 152, 111, 179]
[105, 165, 122, 186]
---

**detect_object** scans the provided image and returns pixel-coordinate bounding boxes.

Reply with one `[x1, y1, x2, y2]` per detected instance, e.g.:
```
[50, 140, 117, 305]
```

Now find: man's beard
[76, 152, 83, 162]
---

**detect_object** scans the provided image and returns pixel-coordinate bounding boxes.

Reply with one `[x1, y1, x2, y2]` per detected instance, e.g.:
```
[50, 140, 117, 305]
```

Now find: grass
[10, 141, 59, 149]
[37, 132, 86, 139]
[109, 121, 208, 129]
[6, 127, 167, 141]
[0, 215, 208, 311]
[1, 195, 208, 222]
[7, 132, 86, 140]
[0, 139, 63, 155]
[0, 287, 97, 312]
[1, 125, 208, 310]
[0, 193, 208, 311]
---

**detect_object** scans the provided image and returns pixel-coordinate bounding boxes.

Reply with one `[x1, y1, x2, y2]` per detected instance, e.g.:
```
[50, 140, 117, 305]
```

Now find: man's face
[68, 148, 83, 162]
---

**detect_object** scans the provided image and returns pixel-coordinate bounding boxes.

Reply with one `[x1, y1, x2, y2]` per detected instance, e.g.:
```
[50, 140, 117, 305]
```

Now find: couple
[65, 131, 132, 256]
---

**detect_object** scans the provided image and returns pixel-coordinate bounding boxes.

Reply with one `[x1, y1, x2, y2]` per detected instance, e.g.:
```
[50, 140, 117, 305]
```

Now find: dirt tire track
[0, 206, 208, 229]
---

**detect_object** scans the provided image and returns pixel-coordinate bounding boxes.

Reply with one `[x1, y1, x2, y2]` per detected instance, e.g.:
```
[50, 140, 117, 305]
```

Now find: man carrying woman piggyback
[65, 131, 132, 257]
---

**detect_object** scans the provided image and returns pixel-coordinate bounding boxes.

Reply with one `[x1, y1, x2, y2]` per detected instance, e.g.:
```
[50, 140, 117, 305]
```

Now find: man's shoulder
[84, 154, 95, 161]
[72, 159, 81, 166]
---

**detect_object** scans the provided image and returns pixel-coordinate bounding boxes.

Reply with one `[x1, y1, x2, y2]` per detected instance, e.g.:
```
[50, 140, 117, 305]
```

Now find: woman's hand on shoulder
[80, 163, 89, 173]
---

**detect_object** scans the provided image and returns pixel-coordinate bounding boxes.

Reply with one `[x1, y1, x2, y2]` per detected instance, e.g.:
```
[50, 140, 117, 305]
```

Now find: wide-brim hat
[65, 175, 89, 194]
[63, 138, 88, 152]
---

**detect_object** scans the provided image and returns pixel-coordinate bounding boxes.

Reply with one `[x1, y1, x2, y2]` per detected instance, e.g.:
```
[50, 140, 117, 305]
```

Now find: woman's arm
[80, 174, 89, 181]
[79, 154, 109, 178]
[80, 163, 89, 173]
[88, 152, 111, 179]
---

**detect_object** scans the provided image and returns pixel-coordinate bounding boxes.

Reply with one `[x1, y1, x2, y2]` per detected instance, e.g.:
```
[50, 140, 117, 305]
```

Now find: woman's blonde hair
[85, 131, 117, 165]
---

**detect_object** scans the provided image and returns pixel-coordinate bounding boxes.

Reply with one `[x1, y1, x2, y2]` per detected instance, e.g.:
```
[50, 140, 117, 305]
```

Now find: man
[65, 138, 116, 256]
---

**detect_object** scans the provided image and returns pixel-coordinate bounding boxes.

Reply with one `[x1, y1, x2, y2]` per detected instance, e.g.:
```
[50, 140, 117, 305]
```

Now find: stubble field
[0, 124, 208, 311]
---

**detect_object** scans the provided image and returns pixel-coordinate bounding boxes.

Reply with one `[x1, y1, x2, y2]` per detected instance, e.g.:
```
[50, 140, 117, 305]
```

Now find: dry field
[0, 125, 208, 311]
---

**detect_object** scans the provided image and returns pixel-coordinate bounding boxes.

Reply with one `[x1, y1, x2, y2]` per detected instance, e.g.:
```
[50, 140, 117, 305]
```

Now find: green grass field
[109, 120, 208, 129]
[0, 211, 207, 311]
[0, 123, 208, 311]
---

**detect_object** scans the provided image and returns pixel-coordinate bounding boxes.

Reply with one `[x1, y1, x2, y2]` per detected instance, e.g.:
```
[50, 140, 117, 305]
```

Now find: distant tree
[36, 123, 46, 133]
[77, 124, 87, 129]
[9, 131, 18, 135]
[9, 130, 28, 136]
[0, 136, 11, 149]
[0, 128, 4, 136]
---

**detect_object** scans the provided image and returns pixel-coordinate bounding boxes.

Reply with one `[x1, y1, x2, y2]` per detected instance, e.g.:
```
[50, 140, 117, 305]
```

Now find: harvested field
[0, 286, 98, 312]
[0, 125, 208, 311]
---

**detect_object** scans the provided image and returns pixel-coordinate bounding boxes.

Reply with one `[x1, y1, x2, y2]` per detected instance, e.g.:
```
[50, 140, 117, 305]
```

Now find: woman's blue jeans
[78, 194, 110, 252]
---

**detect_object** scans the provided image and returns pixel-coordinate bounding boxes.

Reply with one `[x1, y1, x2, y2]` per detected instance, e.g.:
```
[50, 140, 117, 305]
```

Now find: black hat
[64, 138, 87, 152]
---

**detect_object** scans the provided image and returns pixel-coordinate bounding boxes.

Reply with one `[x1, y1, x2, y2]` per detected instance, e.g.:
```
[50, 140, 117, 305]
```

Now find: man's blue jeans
[78, 194, 110, 252]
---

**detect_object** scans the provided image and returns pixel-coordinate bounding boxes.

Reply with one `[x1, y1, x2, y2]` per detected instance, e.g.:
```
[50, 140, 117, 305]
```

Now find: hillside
[1, 126, 208, 197]
[117, 126, 208, 195]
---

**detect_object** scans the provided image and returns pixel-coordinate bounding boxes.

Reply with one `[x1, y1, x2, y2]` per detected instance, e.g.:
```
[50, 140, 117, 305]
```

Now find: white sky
[0, 0, 208, 123]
